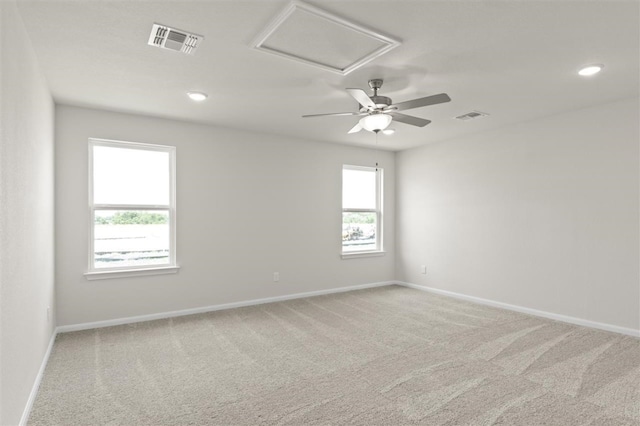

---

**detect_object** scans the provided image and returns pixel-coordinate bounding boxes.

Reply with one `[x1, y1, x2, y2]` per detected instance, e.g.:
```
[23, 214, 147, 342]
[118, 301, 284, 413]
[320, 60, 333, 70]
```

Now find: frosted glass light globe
[359, 114, 392, 132]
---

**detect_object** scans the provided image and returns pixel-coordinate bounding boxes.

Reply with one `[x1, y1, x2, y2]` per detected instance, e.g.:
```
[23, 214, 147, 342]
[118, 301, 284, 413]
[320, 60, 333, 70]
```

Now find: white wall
[397, 97, 639, 332]
[55, 105, 395, 326]
[0, 1, 55, 424]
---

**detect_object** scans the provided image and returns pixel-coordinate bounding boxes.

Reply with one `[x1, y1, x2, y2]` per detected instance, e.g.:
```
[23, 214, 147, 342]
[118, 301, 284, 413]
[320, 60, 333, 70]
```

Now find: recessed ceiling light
[187, 91, 208, 101]
[382, 129, 395, 135]
[578, 64, 603, 76]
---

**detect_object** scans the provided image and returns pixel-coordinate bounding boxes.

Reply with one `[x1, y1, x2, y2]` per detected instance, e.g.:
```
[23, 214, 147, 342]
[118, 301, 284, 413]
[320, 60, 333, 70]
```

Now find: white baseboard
[20, 328, 58, 426]
[396, 281, 640, 338]
[57, 281, 395, 333]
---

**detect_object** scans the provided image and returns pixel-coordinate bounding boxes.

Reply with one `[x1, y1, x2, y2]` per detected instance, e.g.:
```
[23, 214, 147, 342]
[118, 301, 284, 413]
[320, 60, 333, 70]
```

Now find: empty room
[1, 0, 638, 425]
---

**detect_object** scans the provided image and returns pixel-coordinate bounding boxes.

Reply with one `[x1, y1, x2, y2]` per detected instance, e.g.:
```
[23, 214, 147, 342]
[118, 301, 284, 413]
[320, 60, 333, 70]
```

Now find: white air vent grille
[148, 23, 203, 55]
[455, 111, 489, 121]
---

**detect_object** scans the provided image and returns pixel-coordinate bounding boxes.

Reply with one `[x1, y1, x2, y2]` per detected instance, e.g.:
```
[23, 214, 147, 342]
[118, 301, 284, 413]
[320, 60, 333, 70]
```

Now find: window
[342, 165, 383, 255]
[86, 139, 177, 278]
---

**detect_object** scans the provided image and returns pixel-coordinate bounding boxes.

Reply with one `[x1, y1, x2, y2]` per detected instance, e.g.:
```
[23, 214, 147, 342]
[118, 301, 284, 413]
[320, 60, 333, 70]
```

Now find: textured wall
[55, 105, 395, 326]
[0, 1, 55, 424]
[396, 98, 640, 331]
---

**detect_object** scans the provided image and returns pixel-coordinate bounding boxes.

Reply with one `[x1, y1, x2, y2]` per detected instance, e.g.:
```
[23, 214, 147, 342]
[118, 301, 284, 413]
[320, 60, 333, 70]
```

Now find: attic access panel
[252, 1, 401, 75]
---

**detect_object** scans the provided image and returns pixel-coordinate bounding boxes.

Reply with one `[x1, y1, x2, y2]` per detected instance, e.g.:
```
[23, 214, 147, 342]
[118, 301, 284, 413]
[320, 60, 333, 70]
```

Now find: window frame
[85, 138, 178, 280]
[341, 164, 384, 258]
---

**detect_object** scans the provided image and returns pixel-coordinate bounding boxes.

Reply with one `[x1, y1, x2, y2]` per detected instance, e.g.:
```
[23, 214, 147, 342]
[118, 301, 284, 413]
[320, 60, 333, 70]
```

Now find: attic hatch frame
[251, 0, 401, 75]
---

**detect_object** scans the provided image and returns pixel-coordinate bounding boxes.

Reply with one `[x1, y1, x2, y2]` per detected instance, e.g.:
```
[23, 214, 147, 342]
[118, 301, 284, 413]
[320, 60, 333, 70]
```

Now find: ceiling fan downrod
[365, 79, 392, 110]
[368, 79, 383, 97]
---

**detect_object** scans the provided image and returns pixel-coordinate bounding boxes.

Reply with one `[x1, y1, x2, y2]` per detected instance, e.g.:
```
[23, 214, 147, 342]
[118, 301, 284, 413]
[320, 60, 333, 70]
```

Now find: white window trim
[341, 164, 383, 258]
[86, 138, 178, 279]
[341, 251, 386, 260]
[84, 266, 180, 281]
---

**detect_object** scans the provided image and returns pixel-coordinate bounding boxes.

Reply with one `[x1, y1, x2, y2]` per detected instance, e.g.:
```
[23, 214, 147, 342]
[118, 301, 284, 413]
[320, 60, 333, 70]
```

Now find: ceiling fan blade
[348, 123, 363, 134]
[346, 88, 376, 110]
[391, 93, 451, 112]
[302, 111, 366, 118]
[390, 112, 432, 127]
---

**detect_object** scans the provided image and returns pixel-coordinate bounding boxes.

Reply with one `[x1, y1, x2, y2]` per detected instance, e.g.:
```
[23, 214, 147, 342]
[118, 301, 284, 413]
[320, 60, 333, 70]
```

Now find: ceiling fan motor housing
[359, 95, 392, 111]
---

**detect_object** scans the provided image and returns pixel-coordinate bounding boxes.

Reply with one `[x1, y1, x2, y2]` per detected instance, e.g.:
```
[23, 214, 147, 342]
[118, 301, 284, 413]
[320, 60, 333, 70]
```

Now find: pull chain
[375, 131, 380, 171]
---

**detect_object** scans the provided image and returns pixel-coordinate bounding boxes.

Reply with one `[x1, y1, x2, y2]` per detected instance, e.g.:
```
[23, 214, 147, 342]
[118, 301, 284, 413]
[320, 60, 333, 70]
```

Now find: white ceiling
[16, 0, 640, 151]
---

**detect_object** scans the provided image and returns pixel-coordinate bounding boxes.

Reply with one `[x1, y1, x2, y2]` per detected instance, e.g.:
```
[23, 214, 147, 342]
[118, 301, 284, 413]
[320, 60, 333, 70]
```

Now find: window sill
[341, 251, 386, 260]
[84, 265, 180, 281]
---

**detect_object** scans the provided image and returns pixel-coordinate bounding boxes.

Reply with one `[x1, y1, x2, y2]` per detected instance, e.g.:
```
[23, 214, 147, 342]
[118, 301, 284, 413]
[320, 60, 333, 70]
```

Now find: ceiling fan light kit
[302, 78, 450, 136]
[360, 113, 392, 133]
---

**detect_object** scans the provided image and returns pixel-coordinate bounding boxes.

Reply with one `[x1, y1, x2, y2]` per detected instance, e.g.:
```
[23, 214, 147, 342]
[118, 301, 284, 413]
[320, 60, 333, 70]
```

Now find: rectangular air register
[148, 23, 203, 55]
[252, 1, 401, 75]
[455, 111, 490, 121]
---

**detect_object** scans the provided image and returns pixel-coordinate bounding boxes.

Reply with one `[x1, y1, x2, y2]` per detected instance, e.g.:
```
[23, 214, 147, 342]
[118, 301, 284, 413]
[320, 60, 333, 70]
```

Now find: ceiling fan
[302, 79, 451, 134]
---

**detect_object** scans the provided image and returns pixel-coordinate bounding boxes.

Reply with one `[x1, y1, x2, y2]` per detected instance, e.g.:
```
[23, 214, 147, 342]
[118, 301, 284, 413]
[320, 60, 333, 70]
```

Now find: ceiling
[16, 0, 640, 151]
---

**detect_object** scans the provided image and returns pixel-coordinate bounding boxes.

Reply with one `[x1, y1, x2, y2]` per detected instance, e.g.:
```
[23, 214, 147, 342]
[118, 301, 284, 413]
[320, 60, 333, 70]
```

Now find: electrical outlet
[273, 272, 280, 282]
[421, 265, 427, 274]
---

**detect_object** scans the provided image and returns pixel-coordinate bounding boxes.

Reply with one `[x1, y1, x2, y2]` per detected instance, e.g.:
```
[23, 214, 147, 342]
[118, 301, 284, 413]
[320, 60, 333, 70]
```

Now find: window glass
[342, 212, 377, 252]
[93, 210, 170, 268]
[342, 168, 376, 209]
[93, 145, 170, 205]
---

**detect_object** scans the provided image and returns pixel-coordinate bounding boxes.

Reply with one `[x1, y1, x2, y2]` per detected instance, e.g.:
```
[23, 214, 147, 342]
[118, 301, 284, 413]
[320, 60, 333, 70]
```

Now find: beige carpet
[29, 285, 639, 425]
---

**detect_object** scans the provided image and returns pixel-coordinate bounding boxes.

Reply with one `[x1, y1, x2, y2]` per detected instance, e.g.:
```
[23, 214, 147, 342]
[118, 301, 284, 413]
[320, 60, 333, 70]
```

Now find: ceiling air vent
[148, 23, 203, 55]
[454, 111, 489, 121]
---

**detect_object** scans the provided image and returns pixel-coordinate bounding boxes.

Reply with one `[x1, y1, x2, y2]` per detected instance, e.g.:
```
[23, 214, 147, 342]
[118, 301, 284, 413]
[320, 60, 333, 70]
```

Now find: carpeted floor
[29, 285, 639, 425]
